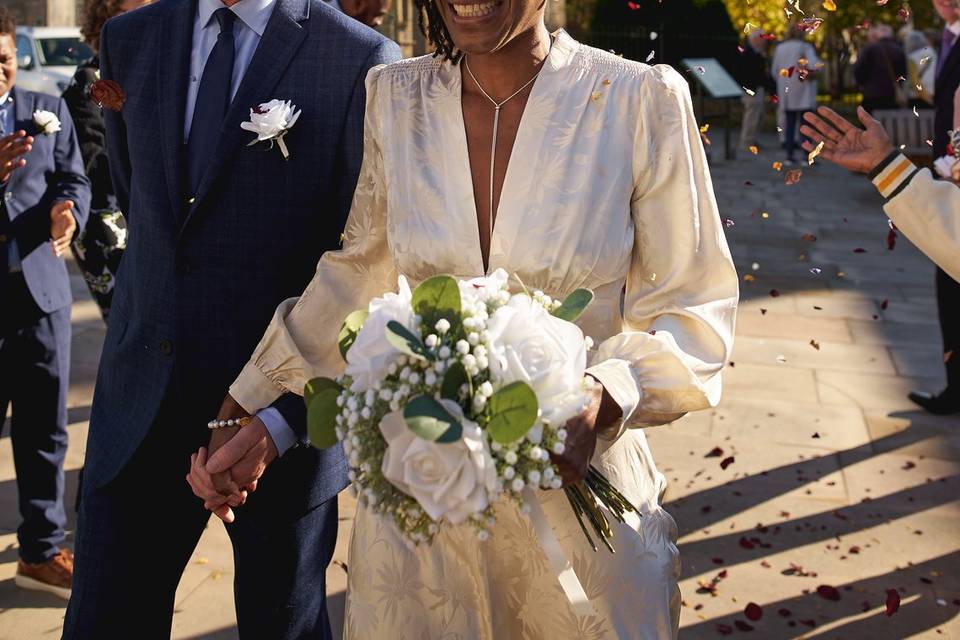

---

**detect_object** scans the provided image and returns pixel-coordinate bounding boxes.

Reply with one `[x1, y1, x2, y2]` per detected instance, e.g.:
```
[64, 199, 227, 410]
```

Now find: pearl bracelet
[207, 416, 253, 430]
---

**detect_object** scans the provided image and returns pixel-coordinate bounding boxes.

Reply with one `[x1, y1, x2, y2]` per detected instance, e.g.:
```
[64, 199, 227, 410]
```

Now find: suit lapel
[156, 0, 196, 225]
[181, 0, 310, 231]
[8, 87, 35, 194]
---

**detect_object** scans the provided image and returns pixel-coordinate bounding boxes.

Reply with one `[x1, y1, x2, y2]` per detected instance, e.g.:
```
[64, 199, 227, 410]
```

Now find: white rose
[33, 110, 61, 135]
[486, 294, 588, 425]
[240, 99, 301, 141]
[458, 268, 509, 302]
[379, 401, 496, 525]
[344, 276, 415, 392]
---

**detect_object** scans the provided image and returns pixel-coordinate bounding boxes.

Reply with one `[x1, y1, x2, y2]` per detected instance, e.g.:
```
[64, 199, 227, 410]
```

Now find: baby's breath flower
[503, 466, 516, 480]
[456, 340, 470, 355]
[511, 478, 525, 492]
[425, 334, 439, 348]
[439, 346, 452, 359]
[435, 318, 451, 334]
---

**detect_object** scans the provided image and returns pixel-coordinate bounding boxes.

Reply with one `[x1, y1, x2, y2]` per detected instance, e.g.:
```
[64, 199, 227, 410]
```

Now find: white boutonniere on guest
[33, 110, 62, 136]
[241, 99, 301, 160]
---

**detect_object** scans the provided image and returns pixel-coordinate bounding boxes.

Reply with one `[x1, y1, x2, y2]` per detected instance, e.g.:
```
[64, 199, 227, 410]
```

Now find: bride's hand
[550, 377, 622, 485]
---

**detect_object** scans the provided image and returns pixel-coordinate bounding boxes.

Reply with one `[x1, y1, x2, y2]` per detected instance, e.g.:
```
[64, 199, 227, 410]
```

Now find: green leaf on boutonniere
[487, 381, 539, 444]
[338, 309, 369, 361]
[412, 275, 462, 335]
[404, 395, 463, 443]
[386, 320, 434, 362]
[552, 288, 595, 323]
[305, 377, 342, 449]
[441, 361, 470, 404]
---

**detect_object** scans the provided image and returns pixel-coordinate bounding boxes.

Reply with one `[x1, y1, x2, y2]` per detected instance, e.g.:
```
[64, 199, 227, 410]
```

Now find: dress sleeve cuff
[585, 358, 642, 442]
[870, 152, 918, 199]
[229, 362, 286, 415]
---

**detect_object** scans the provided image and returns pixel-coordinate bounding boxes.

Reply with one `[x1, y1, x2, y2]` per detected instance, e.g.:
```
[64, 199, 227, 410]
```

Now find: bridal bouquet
[306, 270, 637, 550]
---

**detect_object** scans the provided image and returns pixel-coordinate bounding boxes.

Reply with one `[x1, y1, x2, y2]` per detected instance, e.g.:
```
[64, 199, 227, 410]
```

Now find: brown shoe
[15, 549, 73, 600]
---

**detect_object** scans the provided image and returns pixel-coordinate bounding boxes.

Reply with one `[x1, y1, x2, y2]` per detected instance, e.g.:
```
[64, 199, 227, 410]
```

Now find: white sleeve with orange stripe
[870, 152, 960, 281]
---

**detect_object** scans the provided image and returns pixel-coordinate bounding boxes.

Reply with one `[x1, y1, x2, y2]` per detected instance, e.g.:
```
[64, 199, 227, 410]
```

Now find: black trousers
[0, 273, 71, 564]
[937, 267, 960, 391]
[63, 395, 339, 640]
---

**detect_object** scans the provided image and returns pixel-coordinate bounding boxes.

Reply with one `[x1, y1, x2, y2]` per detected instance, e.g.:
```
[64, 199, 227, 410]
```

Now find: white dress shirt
[187, 0, 297, 455]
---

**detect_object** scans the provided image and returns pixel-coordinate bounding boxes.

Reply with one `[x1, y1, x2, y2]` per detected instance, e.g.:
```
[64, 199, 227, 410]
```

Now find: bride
[210, 0, 737, 636]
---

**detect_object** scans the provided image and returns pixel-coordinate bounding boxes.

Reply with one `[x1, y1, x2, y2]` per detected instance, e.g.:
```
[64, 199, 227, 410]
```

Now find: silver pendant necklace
[463, 52, 548, 244]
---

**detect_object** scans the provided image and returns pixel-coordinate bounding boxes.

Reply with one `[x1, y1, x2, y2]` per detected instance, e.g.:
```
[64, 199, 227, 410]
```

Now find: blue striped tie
[185, 8, 236, 197]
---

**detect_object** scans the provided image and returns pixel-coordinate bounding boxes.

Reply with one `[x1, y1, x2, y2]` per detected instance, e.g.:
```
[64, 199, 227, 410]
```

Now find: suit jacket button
[186, 196, 196, 205]
[159, 339, 173, 356]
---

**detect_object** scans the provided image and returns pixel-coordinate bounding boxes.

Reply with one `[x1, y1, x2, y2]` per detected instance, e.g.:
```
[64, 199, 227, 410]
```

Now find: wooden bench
[873, 108, 936, 163]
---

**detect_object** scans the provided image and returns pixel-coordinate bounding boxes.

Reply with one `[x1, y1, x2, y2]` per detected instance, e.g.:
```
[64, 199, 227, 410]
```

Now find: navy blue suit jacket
[87, 0, 400, 507]
[2, 87, 90, 313]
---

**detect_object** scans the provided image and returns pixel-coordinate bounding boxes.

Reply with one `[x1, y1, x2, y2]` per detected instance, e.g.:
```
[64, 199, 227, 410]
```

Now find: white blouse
[229, 30, 739, 639]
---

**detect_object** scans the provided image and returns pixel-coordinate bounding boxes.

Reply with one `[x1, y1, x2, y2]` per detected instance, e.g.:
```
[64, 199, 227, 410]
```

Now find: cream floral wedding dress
[230, 30, 738, 640]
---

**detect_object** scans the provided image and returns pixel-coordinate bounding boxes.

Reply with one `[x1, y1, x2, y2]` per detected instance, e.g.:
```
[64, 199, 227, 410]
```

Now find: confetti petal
[823, 0, 837, 9]
[817, 585, 841, 601]
[807, 140, 825, 165]
[885, 589, 901, 616]
[745, 603, 763, 620]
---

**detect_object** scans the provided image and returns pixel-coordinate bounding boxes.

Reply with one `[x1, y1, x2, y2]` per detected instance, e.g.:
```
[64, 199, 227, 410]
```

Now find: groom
[63, 0, 399, 637]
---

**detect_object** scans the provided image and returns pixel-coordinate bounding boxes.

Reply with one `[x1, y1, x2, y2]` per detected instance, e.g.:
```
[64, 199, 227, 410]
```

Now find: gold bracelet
[207, 416, 253, 430]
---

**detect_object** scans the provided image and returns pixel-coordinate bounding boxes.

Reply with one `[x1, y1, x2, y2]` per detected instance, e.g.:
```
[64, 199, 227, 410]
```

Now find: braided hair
[414, 0, 463, 63]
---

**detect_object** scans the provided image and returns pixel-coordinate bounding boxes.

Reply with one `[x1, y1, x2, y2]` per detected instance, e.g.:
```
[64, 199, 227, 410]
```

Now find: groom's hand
[205, 418, 278, 494]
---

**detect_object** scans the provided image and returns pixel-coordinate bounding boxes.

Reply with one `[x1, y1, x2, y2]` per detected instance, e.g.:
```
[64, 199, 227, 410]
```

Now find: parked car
[15, 27, 95, 97]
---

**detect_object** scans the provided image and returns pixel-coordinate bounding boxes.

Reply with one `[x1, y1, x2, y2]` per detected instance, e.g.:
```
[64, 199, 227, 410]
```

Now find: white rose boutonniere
[241, 99, 301, 160]
[33, 110, 62, 136]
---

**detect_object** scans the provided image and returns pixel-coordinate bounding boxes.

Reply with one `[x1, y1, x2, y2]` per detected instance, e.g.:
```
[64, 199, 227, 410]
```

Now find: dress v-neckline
[455, 53, 550, 276]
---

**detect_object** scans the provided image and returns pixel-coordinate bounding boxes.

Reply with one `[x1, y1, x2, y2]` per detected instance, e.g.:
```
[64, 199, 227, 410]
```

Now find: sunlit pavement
[1, 132, 957, 638]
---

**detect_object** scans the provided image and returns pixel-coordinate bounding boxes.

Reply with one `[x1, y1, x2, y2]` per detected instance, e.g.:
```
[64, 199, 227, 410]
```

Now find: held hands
[551, 377, 622, 485]
[799, 106, 894, 174]
[186, 395, 278, 523]
[0, 131, 32, 184]
[50, 200, 77, 257]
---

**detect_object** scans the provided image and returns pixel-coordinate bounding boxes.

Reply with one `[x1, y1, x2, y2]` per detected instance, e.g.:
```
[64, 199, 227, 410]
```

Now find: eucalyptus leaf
[385, 320, 433, 362]
[440, 361, 469, 402]
[304, 376, 341, 406]
[487, 381, 539, 444]
[552, 288, 595, 323]
[412, 275, 461, 334]
[403, 395, 463, 443]
[337, 309, 368, 361]
[307, 387, 341, 449]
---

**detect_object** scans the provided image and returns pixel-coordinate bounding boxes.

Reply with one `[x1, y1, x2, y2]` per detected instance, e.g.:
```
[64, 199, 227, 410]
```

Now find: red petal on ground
[880, 299, 889, 310]
[720, 456, 736, 470]
[887, 227, 898, 250]
[718, 570, 729, 579]
[777, 608, 792, 617]
[760, 308, 768, 315]
[712, 557, 725, 564]
[853, 248, 867, 253]
[802, 233, 818, 242]
[849, 545, 861, 554]
[626, 1, 641, 9]
[744, 603, 763, 620]
[885, 589, 901, 616]
[716, 623, 734, 636]
[817, 585, 841, 601]
[739, 537, 756, 549]
[800, 619, 817, 628]
[706, 447, 724, 458]
[735, 620, 755, 631]
[769, 289, 781, 297]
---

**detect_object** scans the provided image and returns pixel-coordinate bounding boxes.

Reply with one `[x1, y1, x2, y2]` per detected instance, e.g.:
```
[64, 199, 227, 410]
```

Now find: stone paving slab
[1, 130, 958, 639]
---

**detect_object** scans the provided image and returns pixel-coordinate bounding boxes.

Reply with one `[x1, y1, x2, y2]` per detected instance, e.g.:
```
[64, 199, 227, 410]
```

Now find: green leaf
[304, 377, 341, 406]
[412, 275, 461, 334]
[440, 361, 469, 402]
[337, 309, 368, 361]
[552, 288, 595, 323]
[403, 395, 462, 443]
[307, 387, 341, 449]
[385, 320, 433, 362]
[487, 381, 539, 444]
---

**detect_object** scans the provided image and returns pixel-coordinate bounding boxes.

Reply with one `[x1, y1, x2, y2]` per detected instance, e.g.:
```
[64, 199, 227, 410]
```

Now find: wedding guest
[771, 22, 822, 165]
[854, 24, 907, 113]
[0, 5, 91, 599]
[801, 106, 960, 282]
[905, 29, 936, 107]
[61, 0, 151, 321]
[911, 0, 960, 414]
[326, 0, 391, 28]
[736, 29, 774, 151]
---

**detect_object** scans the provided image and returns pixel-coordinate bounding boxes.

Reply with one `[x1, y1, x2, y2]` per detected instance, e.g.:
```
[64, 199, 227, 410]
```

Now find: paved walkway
[1, 131, 958, 639]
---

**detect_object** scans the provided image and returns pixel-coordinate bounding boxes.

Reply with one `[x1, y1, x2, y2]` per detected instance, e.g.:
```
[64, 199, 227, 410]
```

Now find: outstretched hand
[0, 131, 32, 184]
[800, 106, 894, 174]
